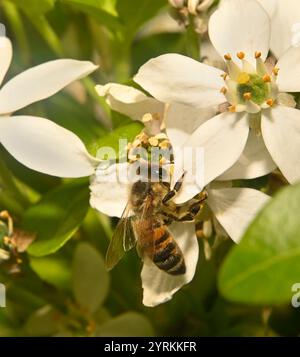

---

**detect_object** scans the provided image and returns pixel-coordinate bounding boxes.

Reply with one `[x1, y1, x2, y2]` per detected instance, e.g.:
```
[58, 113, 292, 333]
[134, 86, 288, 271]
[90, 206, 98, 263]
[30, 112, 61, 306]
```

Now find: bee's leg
[162, 172, 185, 204]
[162, 190, 208, 222]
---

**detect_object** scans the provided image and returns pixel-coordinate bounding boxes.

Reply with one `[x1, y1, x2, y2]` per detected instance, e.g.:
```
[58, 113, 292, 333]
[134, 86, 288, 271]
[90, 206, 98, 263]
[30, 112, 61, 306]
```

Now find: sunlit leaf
[24, 181, 89, 257]
[6, 0, 56, 15]
[61, 0, 121, 31]
[30, 255, 71, 290]
[94, 121, 144, 160]
[94, 312, 154, 336]
[219, 183, 300, 305]
[72, 242, 110, 314]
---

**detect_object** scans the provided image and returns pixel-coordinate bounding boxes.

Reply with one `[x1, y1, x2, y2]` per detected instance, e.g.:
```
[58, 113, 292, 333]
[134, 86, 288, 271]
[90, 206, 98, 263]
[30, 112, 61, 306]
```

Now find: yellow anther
[255, 51, 262, 59]
[243, 92, 252, 100]
[221, 73, 228, 80]
[224, 53, 232, 61]
[142, 113, 153, 123]
[263, 74, 271, 82]
[266, 99, 274, 106]
[220, 86, 227, 94]
[228, 105, 236, 112]
[237, 52, 245, 60]
[272, 67, 279, 76]
[237, 72, 250, 84]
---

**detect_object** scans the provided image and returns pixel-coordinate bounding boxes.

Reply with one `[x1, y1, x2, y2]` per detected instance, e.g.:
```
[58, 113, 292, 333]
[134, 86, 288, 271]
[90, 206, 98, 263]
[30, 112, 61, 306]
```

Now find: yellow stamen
[142, 113, 152, 123]
[237, 72, 250, 84]
[224, 53, 232, 61]
[255, 51, 262, 59]
[243, 92, 252, 100]
[237, 52, 245, 60]
[263, 74, 271, 82]
[221, 73, 228, 80]
[266, 99, 274, 106]
[220, 86, 227, 94]
[228, 105, 236, 112]
[272, 67, 279, 76]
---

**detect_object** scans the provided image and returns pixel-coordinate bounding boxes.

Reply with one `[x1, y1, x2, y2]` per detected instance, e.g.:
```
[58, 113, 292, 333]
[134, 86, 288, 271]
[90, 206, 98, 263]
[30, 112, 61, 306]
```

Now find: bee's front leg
[162, 172, 185, 204]
[162, 190, 208, 223]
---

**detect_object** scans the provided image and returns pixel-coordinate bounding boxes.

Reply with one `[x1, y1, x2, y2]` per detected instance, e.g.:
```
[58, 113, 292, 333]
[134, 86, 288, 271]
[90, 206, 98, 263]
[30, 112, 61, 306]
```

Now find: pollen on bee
[224, 53, 232, 61]
[263, 74, 271, 82]
[266, 98, 274, 106]
[243, 92, 252, 100]
[148, 136, 159, 146]
[255, 51, 262, 59]
[237, 51, 245, 60]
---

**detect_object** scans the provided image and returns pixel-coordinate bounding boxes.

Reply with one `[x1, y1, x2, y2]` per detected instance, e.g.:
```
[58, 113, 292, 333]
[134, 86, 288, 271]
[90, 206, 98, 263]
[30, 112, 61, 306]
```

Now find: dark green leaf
[72, 242, 109, 313]
[24, 181, 89, 256]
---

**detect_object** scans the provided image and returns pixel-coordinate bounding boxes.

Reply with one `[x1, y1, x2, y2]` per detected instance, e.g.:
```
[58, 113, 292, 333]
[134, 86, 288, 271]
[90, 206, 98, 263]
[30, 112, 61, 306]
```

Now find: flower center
[220, 52, 279, 114]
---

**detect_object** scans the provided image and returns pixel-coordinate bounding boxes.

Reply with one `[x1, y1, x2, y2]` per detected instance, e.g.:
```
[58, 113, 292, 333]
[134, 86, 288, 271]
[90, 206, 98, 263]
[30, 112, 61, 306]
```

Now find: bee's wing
[105, 203, 136, 271]
[135, 196, 156, 261]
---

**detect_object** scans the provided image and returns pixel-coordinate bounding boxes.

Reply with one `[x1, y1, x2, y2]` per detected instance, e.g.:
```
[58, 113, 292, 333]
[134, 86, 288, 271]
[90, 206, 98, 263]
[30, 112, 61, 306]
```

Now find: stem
[0, 154, 30, 215]
[185, 15, 201, 61]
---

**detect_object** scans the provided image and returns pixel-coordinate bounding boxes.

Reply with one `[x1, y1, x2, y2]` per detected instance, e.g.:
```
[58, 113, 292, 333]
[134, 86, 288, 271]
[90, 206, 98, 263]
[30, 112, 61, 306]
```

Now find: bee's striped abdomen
[152, 225, 186, 275]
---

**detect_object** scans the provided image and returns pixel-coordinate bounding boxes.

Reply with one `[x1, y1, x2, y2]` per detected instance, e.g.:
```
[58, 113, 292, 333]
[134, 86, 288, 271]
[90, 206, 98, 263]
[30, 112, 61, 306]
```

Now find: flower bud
[188, 0, 214, 15]
[168, 0, 186, 9]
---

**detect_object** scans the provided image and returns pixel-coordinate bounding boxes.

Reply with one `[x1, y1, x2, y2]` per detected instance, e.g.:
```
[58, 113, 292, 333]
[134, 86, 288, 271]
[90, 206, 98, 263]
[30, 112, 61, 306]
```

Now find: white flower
[96, 82, 215, 142]
[0, 97, 269, 306]
[0, 35, 98, 176]
[257, 0, 300, 58]
[91, 162, 269, 306]
[134, 0, 300, 191]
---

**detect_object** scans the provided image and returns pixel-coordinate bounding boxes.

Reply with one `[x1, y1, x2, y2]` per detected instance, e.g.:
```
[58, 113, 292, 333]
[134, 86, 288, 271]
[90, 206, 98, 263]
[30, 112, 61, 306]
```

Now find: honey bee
[105, 166, 208, 275]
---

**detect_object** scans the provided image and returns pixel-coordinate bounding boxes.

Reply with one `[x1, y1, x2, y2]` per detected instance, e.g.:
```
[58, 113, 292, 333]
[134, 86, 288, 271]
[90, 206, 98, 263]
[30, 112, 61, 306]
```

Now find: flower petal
[0, 59, 97, 114]
[165, 102, 216, 149]
[95, 83, 164, 121]
[217, 129, 276, 180]
[89, 162, 130, 218]
[261, 106, 300, 183]
[0, 37, 12, 86]
[276, 46, 300, 92]
[173, 112, 249, 204]
[209, 0, 271, 64]
[134, 54, 225, 108]
[0, 116, 97, 177]
[207, 187, 269, 243]
[141, 222, 198, 307]
[259, 0, 300, 58]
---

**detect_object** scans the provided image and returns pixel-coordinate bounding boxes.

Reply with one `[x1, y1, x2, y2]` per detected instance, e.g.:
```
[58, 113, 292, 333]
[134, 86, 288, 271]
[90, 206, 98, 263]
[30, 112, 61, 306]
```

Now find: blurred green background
[0, 0, 300, 337]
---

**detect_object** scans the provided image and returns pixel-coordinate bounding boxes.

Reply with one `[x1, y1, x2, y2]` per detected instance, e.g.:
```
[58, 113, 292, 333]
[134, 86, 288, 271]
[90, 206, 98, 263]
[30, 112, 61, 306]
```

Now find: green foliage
[219, 183, 300, 305]
[94, 312, 154, 337]
[24, 181, 90, 256]
[0, 0, 299, 338]
[72, 242, 109, 314]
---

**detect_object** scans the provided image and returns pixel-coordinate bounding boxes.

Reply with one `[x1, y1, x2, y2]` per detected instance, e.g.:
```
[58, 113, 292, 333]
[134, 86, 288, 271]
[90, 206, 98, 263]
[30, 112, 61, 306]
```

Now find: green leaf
[7, 0, 56, 15]
[116, 0, 166, 39]
[219, 183, 300, 305]
[72, 242, 109, 314]
[24, 305, 63, 336]
[94, 121, 144, 160]
[24, 181, 89, 257]
[61, 0, 121, 31]
[94, 312, 154, 337]
[30, 255, 71, 291]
